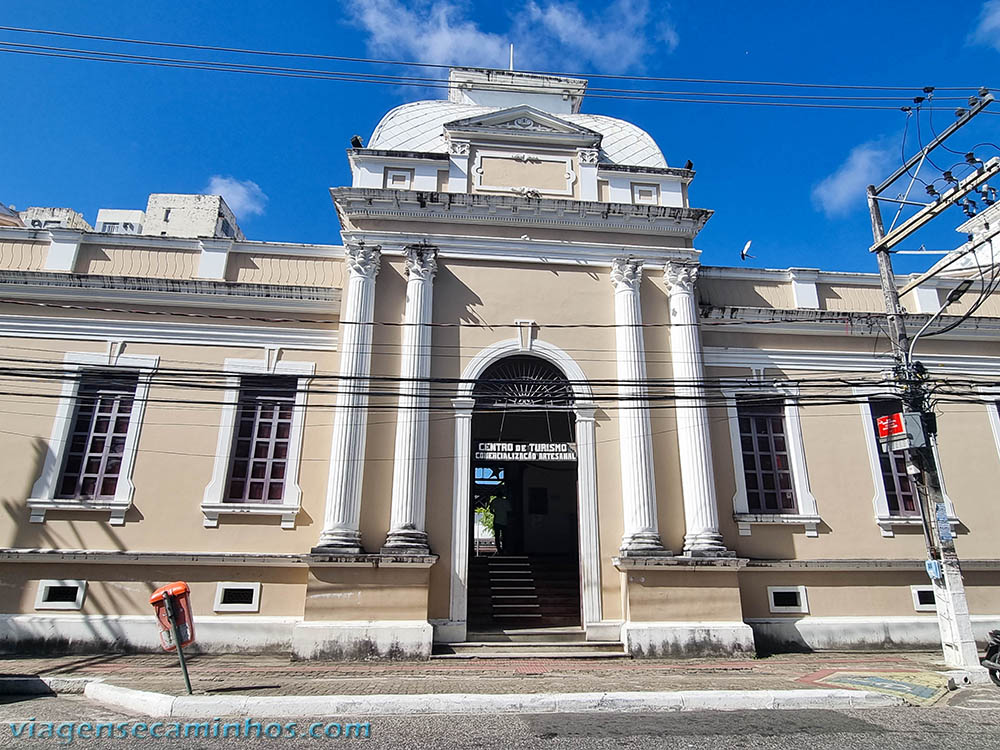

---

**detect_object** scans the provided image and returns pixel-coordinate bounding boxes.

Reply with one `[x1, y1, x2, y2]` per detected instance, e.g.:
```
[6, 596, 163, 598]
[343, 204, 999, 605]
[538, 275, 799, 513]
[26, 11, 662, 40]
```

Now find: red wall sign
[877, 413, 905, 439]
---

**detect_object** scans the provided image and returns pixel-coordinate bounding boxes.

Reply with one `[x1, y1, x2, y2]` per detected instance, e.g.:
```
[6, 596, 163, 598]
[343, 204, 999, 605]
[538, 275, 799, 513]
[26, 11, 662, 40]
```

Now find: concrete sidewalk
[0, 651, 954, 703]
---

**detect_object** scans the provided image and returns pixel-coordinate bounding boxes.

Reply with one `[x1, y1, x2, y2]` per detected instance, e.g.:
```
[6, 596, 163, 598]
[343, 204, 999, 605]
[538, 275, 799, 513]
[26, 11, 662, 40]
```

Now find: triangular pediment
[444, 105, 602, 146]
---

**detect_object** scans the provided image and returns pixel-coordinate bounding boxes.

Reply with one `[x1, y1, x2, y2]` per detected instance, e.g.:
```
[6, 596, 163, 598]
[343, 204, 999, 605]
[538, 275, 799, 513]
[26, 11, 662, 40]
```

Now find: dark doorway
[467, 356, 581, 632]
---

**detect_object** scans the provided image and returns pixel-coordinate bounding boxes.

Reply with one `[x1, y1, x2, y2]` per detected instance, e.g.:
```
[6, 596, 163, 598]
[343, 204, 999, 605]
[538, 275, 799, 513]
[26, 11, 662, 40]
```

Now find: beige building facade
[2, 68, 999, 658]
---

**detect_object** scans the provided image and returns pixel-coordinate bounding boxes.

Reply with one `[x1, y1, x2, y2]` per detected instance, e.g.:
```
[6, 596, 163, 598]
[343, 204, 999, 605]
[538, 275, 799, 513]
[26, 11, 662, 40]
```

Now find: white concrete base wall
[0, 614, 297, 654]
[624, 621, 756, 657]
[291, 620, 432, 660]
[748, 615, 1000, 652]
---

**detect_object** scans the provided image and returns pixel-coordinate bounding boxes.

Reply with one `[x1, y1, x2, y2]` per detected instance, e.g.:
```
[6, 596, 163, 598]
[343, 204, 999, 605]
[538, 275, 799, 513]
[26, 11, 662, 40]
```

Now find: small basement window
[35, 580, 87, 611]
[767, 585, 809, 614]
[213, 582, 261, 613]
[911, 585, 937, 612]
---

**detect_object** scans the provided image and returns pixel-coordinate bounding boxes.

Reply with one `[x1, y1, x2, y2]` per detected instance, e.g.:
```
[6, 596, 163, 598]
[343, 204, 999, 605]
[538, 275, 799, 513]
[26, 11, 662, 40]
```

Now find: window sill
[201, 502, 299, 530]
[28, 498, 130, 526]
[876, 514, 960, 538]
[734, 513, 821, 538]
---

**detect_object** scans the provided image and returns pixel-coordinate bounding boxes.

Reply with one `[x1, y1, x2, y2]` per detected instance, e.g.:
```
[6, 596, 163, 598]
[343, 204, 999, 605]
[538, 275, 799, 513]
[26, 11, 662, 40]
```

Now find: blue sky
[2, 1, 1000, 274]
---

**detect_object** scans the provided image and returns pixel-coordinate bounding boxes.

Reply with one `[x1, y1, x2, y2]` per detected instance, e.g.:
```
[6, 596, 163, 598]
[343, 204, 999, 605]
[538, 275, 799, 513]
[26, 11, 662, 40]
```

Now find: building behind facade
[0, 68, 998, 659]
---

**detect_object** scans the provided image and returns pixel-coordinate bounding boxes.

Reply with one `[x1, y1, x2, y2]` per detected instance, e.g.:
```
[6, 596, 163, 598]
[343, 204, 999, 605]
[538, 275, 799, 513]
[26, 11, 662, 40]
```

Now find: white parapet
[0, 614, 297, 654]
[291, 620, 433, 660]
[624, 621, 756, 657]
[747, 615, 1000, 652]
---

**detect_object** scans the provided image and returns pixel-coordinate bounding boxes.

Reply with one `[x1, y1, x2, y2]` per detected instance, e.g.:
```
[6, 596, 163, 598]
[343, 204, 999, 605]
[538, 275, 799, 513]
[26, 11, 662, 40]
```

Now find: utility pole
[866, 93, 996, 675]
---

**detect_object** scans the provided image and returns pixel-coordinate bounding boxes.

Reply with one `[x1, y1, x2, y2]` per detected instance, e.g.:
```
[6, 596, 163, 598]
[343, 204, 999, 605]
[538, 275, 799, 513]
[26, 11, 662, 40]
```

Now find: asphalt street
[3, 692, 1000, 749]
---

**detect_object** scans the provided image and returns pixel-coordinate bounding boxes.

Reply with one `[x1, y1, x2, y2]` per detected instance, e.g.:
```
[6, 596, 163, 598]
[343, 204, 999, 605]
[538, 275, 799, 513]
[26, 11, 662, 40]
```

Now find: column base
[313, 527, 365, 555]
[619, 531, 672, 556]
[682, 531, 734, 558]
[381, 526, 430, 556]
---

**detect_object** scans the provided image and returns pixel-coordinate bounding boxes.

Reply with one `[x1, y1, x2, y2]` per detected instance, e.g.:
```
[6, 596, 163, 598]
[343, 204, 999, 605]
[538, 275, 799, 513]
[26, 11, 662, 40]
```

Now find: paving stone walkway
[0, 652, 951, 700]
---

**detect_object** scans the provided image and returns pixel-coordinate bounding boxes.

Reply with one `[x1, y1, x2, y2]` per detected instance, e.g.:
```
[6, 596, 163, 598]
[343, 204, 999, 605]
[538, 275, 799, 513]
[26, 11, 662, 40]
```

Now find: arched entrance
[468, 356, 579, 632]
[445, 339, 603, 643]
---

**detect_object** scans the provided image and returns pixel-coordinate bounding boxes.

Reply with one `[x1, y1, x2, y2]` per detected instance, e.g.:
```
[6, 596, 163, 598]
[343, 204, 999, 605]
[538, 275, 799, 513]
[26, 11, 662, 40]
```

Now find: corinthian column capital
[404, 244, 438, 281]
[663, 261, 699, 294]
[346, 242, 382, 278]
[610, 257, 643, 293]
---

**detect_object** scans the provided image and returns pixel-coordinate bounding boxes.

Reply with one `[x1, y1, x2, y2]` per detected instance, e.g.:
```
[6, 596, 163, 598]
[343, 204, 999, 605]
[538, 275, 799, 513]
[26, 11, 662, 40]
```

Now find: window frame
[213, 582, 262, 613]
[910, 584, 937, 612]
[723, 382, 820, 537]
[35, 579, 87, 611]
[854, 387, 959, 537]
[767, 585, 809, 614]
[201, 358, 314, 529]
[28, 352, 158, 525]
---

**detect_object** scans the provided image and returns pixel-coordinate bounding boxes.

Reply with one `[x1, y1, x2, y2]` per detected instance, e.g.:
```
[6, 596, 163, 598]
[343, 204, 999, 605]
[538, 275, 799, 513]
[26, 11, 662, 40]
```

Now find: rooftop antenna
[509, 43, 514, 71]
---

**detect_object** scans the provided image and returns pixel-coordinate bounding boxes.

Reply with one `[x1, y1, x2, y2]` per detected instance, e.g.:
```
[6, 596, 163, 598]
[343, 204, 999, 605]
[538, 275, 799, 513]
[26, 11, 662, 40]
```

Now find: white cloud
[350, 0, 510, 68]
[204, 176, 268, 219]
[519, 0, 677, 72]
[811, 141, 893, 218]
[347, 0, 678, 73]
[971, 0, 1000, 50]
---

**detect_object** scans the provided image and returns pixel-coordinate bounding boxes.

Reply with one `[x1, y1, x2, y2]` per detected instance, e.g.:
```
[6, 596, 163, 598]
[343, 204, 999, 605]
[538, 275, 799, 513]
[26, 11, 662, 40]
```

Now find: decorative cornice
[331, 187, 713, 239]
[345, 242, 381, 278]
[404, 244, 438, 280]
[0, 269, 339, 313]
[578, 148, 600, 165]
[610, 257, 643, 292]
[447, 140, 470, 156]
[664, 261, 699, 294]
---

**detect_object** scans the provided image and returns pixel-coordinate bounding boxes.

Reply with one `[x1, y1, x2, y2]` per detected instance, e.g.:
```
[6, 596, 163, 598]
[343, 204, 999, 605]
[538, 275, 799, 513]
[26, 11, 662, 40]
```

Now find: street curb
[0, 676, 97, 695]
[82, 684, 904, 718]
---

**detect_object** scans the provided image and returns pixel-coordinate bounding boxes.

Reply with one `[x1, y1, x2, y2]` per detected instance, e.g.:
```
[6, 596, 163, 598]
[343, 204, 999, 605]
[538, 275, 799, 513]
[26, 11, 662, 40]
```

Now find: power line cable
[0, 25, 991, 92]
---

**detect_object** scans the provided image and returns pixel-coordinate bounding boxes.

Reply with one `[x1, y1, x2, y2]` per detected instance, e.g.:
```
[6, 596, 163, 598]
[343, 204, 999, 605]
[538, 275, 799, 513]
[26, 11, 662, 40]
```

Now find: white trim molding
[213, 582, 262, 613]
[201, 357, 315, 530]
[853, 386, 959, 537]
[28, 351, 159, 525]
[34, 579, 87, 611]
[979, 387, 1000, 470]
[722, 382, 821, 537]
[767, 585, 809, 614]
[0, 314, 337, 351]
[448, 338, 603, 636]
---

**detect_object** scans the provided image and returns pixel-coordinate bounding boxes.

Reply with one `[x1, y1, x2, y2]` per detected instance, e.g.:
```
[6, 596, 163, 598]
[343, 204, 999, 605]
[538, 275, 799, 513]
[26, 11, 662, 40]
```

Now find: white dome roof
[368, 100, 667, 168]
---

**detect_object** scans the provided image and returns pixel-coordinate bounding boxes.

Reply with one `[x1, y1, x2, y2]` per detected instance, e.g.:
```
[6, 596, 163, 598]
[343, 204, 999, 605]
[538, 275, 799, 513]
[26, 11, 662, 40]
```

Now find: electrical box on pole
[865, 90, 994, 675]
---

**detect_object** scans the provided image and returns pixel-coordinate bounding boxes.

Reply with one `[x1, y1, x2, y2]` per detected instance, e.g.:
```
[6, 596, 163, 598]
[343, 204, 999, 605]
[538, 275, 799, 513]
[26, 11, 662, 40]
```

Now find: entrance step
[468, 555, 581, 630]
[432, 640, 627, 659]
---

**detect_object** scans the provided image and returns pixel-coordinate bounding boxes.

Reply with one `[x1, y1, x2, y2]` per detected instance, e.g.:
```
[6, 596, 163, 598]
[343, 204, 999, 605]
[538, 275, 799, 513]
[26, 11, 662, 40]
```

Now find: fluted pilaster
[315, 243, 381, 553]
[383, 245, 438, 554]
[664, 261, 730, 556]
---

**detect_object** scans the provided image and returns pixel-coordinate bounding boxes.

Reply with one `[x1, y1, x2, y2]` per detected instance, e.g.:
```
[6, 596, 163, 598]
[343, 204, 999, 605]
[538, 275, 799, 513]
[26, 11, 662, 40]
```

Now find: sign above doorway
[475, 441, 577, 462]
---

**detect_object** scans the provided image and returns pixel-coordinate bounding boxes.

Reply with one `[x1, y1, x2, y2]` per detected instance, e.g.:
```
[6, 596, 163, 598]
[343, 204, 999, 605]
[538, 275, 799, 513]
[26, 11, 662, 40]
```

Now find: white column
[448, 397, 475, 638]
[664, 262, 730, 557]
[611, 257, 667, 554]
[315, 243, 381, 553]
[383, 245, 438, 554]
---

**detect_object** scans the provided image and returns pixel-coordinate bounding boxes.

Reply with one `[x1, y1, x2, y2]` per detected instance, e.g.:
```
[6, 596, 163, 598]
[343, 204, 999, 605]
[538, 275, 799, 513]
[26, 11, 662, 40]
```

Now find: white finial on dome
[509, 44, 514, 72]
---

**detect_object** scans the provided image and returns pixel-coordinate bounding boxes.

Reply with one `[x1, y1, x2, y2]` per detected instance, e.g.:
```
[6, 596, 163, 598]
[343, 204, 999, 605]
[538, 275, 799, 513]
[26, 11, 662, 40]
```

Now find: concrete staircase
[468, 555, 582, 629]
[435, 555, 626, 658]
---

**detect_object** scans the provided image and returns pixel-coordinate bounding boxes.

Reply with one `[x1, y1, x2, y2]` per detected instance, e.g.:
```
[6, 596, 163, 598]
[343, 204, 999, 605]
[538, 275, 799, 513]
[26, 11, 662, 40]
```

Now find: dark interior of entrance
[467, 356, 581, 632]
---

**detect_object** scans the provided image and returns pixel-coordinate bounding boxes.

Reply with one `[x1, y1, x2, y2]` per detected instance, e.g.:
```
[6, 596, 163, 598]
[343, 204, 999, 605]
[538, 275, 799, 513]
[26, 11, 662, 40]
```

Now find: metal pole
[163, 594, 193, 695]
[867, 186, 982, 672]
